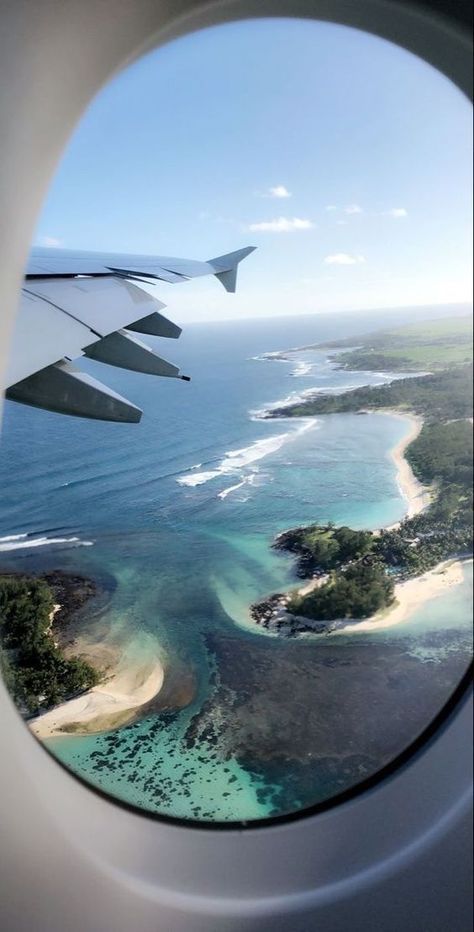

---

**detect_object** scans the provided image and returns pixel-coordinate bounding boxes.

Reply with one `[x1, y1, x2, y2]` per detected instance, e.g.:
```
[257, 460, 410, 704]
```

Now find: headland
[249, 317, 473, 638]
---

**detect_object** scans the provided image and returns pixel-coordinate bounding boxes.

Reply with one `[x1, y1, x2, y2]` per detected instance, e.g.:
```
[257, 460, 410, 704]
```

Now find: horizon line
[180, 300, 473, 326]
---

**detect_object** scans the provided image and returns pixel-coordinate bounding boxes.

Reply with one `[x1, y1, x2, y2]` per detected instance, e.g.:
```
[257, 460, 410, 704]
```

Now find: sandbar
[30, 652, 164, 739]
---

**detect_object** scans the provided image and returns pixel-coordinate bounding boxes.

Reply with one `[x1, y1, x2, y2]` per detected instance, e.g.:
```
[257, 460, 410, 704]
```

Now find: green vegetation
[373, 420, 473, 577]
[258, 316, 473, 630]
[267, 364, 473, 422]
[321, 315, 473, 371]
[276, 419, 473, 628]
[276, 525, 374, 574]
[288, 564, 394, 621]
[406, 420, 473, 488]
[0, 575, 100, 715]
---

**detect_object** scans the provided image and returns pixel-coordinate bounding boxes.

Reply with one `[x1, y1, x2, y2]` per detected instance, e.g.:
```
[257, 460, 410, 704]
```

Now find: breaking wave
[177, 421, 315, 489]
[250, 386, 321, 419]
[250, 369, 413, 419]
[291, 361, 313, 377]
[218, 472, 260, 500]
[0, 533, 94, 552]
[250, 351, 290, 362]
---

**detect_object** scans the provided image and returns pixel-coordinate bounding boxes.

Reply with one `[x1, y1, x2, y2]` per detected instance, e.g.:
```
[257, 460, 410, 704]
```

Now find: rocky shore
[42, 571, 100, 646]
[250, 591, 338, 636]
[272, 527, 327, 578]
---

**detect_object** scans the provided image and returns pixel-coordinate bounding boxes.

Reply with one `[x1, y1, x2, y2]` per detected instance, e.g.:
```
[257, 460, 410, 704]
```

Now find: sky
[34, 18, 473, 323]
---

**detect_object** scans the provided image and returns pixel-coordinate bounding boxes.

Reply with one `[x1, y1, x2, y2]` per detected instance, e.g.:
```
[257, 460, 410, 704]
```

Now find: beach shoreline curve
[29, 651, 165, 739]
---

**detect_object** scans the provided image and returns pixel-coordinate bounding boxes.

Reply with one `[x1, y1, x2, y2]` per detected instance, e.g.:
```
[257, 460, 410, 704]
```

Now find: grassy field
[327, 315, 473, 371]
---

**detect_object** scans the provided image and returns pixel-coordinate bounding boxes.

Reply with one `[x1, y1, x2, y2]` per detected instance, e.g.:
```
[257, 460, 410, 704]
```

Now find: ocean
[0, 306, 472, 823]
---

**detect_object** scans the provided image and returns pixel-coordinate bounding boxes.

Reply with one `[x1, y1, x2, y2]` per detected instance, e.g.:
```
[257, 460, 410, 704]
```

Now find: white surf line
[0, 533, 28, 542]
[291, 361, 313, 377]
[218, 477, 249, 500]
[218, 472, 260, 500]
[251, 367, 419, 419]
[177, 421, 315, 489]
[0, 534, 94, 552]
[250, 386, 324, 418]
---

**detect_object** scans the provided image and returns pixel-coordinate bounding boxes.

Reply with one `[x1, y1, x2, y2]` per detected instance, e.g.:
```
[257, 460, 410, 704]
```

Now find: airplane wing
[4, 246, 255, 423]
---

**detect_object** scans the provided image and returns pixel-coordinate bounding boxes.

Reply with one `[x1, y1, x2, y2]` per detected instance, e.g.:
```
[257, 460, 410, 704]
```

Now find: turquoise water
[0, 308, 472, 822]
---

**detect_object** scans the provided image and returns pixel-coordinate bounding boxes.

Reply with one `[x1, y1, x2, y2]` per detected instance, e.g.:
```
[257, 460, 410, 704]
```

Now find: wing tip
[209, 246, 257, 293]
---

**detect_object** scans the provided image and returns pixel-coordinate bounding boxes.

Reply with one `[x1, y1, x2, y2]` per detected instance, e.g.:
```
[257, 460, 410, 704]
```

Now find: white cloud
[37, 235, 62, 247]
[387, 207, 408, 218]
[248, 217, 314, 233]
[336, 219, 348, 226]
[344, 204, 363, 215]
[267, 185, 292, 199]
[325, 205, 338, 211]
[324, 253, 366, 265]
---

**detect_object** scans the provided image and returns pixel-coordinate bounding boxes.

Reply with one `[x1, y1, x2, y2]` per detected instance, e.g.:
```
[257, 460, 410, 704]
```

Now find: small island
[251, 316, 473, 636]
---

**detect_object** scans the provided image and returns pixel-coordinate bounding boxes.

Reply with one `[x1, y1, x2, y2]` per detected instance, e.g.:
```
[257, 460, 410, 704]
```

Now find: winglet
[208, 246, 256, 293]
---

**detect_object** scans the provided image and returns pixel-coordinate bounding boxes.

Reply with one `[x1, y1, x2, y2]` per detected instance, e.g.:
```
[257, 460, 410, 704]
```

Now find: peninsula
[251, 316, 473, 636]
[0, 570, 165, 736]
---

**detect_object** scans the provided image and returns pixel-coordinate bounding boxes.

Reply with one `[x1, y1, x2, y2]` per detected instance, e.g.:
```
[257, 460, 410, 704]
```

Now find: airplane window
[0, 18, 472, 825]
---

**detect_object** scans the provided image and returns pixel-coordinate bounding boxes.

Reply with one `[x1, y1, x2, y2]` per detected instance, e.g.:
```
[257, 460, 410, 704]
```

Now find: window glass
[1, 19, 472, 824]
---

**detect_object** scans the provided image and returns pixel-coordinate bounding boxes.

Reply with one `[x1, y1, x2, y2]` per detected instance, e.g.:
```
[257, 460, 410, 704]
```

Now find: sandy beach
[378, 409, 434, 525]
[274, 410, 438, 607]
[30, 652, 164, 739]
[338, 558, 471, 635]
[274, 411, 468, 631]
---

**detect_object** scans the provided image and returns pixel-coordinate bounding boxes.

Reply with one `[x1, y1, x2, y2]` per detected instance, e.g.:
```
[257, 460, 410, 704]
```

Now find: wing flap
[84, 330, 183, 379]
[6, 291, 94, 387]
[6, 360, 142, 423]
[106, 266, 187, 284]
[126, 312, 181, 338]
[9, 245, 256, 421]
[4, 279, 184, 421]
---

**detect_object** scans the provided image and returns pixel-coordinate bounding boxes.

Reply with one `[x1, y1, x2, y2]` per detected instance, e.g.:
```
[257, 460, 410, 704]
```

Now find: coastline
[21, 571, 166, 739]
[337, 558, 471, 635]
[250, 409, 466, 637]
[376, 409, 434, 526]
[26, 415, 440, 731]
[289, 410, 434, 598]
[14, 360, 469, 732]
[30, 651, 165, 739]
[252, 557, 471, 639]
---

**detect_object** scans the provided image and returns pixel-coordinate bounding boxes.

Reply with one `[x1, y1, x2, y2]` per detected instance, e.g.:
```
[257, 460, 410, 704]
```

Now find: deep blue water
[0, 306, 472, 822]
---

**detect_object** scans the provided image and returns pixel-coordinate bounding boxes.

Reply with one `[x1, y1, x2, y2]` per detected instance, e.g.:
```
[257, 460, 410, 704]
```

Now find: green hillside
[323, 314, 473, 371]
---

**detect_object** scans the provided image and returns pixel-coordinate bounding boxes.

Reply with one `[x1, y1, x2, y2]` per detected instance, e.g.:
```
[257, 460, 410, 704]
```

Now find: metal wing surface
[5, 245, 255, 422]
